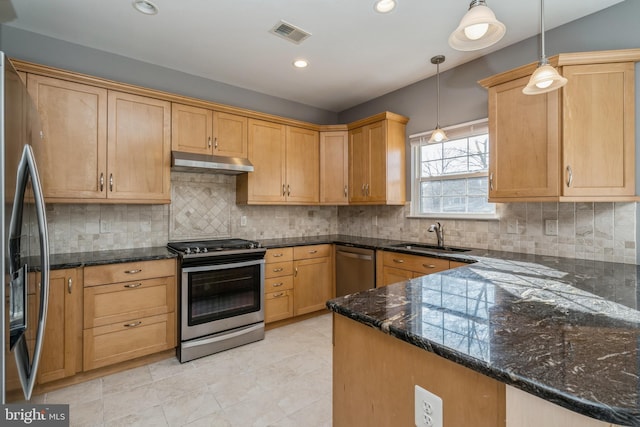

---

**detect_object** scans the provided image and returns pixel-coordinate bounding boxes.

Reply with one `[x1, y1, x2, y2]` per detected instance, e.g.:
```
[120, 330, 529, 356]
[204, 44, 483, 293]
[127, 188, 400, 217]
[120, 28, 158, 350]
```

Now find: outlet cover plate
[415, 385, 443, 427]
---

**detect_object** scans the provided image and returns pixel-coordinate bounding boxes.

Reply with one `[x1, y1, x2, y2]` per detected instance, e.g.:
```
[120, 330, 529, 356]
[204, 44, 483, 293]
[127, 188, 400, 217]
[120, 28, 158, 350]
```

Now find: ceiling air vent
[269, 20, 311, 44]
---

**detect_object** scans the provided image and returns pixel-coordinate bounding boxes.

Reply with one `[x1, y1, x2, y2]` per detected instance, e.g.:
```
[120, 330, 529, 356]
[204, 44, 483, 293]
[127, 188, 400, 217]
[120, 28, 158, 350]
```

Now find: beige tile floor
[36, 314, 333, 427]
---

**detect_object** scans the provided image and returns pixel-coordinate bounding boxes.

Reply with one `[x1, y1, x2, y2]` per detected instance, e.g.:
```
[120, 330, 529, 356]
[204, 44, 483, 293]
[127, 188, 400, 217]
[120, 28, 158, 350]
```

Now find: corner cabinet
[236, 119, 319, 204]
[348, 112, 408, 205]
[480, 49, 640, 202]
[171, 102, 248, 158]
[26, 74, 171, 204]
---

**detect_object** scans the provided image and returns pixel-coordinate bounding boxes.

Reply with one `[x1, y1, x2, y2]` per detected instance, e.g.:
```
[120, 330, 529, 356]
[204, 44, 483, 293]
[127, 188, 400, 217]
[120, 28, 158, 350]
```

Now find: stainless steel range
[168, 239, 266, 363]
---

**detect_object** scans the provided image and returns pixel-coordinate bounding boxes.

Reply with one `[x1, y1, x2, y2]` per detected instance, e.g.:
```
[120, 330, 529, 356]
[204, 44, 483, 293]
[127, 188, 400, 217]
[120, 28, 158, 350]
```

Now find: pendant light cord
[539, 0, 546, 64]
[436, 61, 441, 127]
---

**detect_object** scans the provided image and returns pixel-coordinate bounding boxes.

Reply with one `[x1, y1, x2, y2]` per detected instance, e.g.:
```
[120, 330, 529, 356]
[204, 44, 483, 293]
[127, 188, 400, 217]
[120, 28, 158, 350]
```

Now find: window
[411, 119, 496, 218]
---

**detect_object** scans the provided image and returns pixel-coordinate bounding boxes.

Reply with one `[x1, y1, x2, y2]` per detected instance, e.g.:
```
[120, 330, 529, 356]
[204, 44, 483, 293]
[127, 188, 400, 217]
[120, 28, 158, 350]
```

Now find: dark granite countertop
[50, 246, 177, 270]
[327, 249, 640, 426]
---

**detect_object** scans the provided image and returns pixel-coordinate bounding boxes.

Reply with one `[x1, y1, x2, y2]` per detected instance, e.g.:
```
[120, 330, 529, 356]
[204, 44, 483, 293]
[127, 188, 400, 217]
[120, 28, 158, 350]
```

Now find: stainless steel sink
[388, 243, 471, 253]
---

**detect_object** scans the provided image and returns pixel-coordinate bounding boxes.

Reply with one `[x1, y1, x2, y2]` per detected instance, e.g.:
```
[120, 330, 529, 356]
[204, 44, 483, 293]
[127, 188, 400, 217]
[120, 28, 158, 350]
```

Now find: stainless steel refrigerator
[0, 52, 50, 403]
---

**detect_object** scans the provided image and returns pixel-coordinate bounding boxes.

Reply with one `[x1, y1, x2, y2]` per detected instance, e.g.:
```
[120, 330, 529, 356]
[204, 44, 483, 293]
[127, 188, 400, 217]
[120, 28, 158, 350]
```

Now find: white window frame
[409, 118, 498, 220]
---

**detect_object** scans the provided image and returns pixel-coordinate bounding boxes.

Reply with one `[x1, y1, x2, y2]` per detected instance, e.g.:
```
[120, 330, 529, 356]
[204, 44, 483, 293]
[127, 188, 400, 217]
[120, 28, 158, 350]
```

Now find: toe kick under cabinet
[82, 259, 177, 370]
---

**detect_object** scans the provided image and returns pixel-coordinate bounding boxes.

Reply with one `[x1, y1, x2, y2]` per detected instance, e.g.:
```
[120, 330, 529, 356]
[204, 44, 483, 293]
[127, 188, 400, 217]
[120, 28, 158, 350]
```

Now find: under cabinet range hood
[171, 151, 254, 174]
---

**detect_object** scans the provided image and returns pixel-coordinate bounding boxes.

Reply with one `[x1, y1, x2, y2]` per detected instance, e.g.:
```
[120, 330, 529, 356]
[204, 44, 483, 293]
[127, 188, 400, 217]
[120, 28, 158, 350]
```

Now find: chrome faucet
[428, 222, 444, 247]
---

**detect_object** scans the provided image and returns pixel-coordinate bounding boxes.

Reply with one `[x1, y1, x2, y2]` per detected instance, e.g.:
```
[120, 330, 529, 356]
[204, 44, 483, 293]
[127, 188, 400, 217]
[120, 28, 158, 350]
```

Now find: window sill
[407, 213, 499, 221]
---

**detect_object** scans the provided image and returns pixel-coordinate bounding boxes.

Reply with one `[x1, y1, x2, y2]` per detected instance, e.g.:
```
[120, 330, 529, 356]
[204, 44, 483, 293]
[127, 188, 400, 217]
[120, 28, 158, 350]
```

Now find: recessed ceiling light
[132, 0, 158, 15]
[293, 59, 309, 69]
[374, 0, 397, 13]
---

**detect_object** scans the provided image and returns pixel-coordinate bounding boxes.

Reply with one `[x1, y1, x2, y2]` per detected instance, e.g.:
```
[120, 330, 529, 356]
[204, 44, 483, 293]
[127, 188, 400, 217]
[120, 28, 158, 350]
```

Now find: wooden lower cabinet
[82, 259, 177, 371]
[265, 248, 295, 323]
[38, 268, 83, 384]
[378, 251, 452, 287]
[265, 290, 294, 323]
[293, 255, 332, 316]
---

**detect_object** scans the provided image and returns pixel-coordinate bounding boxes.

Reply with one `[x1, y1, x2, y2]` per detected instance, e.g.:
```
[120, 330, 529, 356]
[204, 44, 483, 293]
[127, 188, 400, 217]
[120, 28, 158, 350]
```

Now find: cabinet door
[285, 126, 319, 203]
[171, 103, 213, 155]
[349, 126, 369, 203]
[213, 111, 248, 158]
[488, 76, 560, 200]
[265, 290, 294, 323]
[38, 268, 82, 384]
[27, 74, 107, 200]
[562, 63, 635, 197]
[320, 131, 349, 204]
[381, 266, 413, 287]
[293, 256, 332, 316]
[367, 121, 388, 202]
[243, 119, 286, 203]
[107, 91, 171, 203]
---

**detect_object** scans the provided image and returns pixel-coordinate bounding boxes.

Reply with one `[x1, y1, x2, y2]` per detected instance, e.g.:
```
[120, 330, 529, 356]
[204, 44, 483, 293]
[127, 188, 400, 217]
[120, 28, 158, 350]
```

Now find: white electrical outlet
[506, 219, 518, 234]
[240, 216, 247, 227]
[544, 219, 558, 236]
[415, 385, 443, 427]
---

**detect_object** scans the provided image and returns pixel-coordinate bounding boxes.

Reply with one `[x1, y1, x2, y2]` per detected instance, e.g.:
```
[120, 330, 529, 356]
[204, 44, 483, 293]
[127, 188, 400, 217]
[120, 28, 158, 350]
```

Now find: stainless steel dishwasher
[335, 245, 375, 297]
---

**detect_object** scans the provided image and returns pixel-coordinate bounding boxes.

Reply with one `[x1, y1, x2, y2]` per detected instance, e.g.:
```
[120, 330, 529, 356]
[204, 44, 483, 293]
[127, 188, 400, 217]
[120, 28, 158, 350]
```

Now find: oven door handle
[182, 258, 265, 273]
[181, 323, 264, 349]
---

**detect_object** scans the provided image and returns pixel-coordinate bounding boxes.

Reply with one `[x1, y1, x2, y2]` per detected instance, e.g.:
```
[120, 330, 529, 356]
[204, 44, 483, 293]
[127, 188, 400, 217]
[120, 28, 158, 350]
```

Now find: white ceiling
[4, 0, 624, 112]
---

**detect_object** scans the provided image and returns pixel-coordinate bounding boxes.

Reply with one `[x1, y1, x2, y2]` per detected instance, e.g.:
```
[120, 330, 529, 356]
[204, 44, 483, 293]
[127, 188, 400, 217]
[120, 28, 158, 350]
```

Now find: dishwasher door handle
[337, 250, 373, 261]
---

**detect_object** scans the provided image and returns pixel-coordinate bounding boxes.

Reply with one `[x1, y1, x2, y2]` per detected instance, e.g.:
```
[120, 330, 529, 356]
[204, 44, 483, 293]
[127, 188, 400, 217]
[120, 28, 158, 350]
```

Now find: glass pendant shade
[429, 126, 448, 143]
[449, 1, 505, 51]
[523, 63, 568, 95]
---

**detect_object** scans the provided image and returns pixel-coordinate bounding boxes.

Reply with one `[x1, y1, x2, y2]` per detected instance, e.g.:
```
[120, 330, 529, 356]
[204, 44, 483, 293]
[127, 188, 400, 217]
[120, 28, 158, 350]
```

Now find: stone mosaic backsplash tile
[46, 171, 637, 264]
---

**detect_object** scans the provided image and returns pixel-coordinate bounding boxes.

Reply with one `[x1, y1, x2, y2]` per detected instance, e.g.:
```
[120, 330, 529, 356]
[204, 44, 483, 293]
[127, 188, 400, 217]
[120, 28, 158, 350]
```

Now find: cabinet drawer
[265, 290, 294, 323]
[382, 251, 449, 275]
[84, 259, 176, 287]
[265, 275, 294, 293]
[265, 261, 294, 278]
[293, 244, 331, 260]
[83, 312, 176, 371]
[84, 276, 176, 328]
[265, 247, 293, 263]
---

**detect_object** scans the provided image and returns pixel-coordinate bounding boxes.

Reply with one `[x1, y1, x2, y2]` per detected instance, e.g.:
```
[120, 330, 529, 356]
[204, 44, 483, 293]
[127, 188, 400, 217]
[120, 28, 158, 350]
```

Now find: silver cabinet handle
[282, 184, 286, 196]
[273, 268, 284, 272]
[344, 185, 348, 197]
[423, 264, 436, 269]
[294, 267, 298, 277]
[365, 183, 370, 196]
[489, 172, 494, 191]
[214, 137, 218, 150]
[361, 184, 365, 195]
[109, 173, 114, 192]
[393, 259, 405, 263]
[272, 253, 284, 258]
[68, 277, 72, 294]
[125, 269, 142, 274]
[124, 283, 142, 288]
[99, 173, 104, 191]
[124, 321, 142, 328]
[566, 165, 573, 187]
[287, 184, 291, 196]
[208, 137, 212, 148]
[272, 282, 284, 287]
[308, 250, 318, 254]
[272, 292, 285, 298]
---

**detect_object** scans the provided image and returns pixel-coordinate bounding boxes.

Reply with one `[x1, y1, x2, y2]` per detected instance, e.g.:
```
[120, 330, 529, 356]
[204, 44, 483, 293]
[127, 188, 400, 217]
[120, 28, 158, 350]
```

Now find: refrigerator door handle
[10, 145, 50, 401]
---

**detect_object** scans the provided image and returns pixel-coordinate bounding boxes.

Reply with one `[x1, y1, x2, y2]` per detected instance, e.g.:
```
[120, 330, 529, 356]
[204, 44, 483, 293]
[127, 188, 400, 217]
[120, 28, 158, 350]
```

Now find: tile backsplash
[47, 173, 638, 264]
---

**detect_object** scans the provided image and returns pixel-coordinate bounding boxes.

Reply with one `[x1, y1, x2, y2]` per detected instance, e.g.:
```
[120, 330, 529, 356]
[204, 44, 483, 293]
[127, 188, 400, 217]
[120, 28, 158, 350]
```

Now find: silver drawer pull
[124, 283, 142, 289]
[124, 321, 142, 328]
[272, 292, 285, 298]
[272, 282, 284, 287]
[125, 269, 142, 274]
[272, 253, 284, 258]
[273, 268, 284, 272]
[308, 250, 318, 254]
[423, 264, 436, 269]
[393, 259, 404, 263]
[68, 278, 72, 294]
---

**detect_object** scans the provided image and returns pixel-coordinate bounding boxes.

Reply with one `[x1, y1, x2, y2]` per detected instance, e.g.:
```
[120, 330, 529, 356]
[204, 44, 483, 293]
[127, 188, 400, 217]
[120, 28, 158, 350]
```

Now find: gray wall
[0, 24, 338, 125]
[337, 0, 640, 136]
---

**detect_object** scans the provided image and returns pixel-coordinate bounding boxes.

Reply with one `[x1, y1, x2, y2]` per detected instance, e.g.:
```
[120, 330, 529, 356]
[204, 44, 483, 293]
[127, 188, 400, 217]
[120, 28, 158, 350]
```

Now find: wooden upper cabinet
[487, 75, 560, 200]
[171, 103, 212, 155]
[285, 126, 319, 203]
[27, 74, 108, 200]
[562, 63, 635, 198]
[320, 130, 349, 205]
[480, 49, 640, 202]
[348, 113, 407, 205]
[237, 119, 319, 204]
[108, 91, 171, 203]
[171, 103, 248, 158]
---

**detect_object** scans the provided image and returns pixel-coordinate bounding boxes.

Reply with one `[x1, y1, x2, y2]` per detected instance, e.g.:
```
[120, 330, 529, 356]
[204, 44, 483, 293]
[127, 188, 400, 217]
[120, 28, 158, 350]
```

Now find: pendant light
[523, 0, 567, 95]
[429, 55, 447, 143]
[449, 0, 505, 51]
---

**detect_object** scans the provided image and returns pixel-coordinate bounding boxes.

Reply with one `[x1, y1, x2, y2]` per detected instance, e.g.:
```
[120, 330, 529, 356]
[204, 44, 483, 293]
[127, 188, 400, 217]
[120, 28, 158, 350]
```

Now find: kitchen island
[327, 251, 640, 427]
